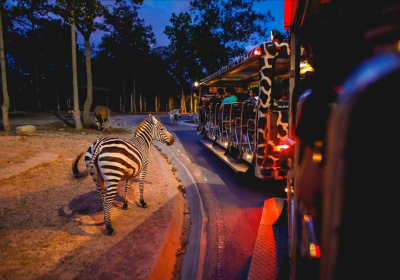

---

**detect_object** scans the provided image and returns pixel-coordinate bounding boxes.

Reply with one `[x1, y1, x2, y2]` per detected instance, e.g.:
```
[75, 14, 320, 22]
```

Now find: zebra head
[149, 114, 175, 146]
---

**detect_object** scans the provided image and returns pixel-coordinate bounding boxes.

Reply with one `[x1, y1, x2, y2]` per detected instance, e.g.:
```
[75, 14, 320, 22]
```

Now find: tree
[164, 12, 197, 113]
[0, 2, 10, 132]
[55, 0, 83, 129]
[165, 0, 276, 85]
[72, 0, 105, 125]
[54, 0, 106, 127]
[98, 0, 155, 113]
[9, 0, 52, 111]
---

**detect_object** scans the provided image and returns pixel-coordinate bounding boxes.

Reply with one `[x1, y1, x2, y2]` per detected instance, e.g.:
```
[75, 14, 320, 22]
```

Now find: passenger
[219, 86, 238, 119]
[203, 87, 224, 109]
[244, 86, 259, 105]
[235, 90, 249, 102]
[201, 88, 225, 129]
[196, 95, 208, 130]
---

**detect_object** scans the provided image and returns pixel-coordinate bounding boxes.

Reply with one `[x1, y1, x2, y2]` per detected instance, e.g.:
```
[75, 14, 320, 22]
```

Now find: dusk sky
[88, 0, 285, 47]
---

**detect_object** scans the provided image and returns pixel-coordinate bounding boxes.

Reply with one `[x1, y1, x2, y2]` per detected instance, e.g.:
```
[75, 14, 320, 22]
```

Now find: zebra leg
[92, 168, 105, 210]
[138, 170, 148, 208]
[95, 184, 106, 211]
[122, 180, 131, 210]
[104, 183, 118, 236]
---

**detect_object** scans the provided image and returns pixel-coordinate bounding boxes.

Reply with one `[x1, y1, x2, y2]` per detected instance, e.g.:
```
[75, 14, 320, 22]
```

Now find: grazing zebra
[169, 108, 181, 125]
[94, 105, 111, 132]
[72, 114, 174, 236]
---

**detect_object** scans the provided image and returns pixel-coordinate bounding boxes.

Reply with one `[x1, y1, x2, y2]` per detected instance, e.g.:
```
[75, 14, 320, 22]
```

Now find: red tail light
[273, 144, 290, 152]
[252, 47, 262, 56]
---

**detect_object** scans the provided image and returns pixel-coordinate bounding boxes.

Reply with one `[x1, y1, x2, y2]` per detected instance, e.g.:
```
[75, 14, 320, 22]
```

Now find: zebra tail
[72, 152, 90, 179]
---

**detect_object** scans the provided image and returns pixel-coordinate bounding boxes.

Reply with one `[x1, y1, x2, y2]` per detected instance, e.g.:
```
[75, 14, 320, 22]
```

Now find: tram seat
[208, 103, 220, 135]
[230, 102, 243, 143]
[220, 103, 232, 139]
[220, 102, 242, 142]
[246, 118, 256, 151]
[237, 103, 256, 150]
[239, 103, 256, 143]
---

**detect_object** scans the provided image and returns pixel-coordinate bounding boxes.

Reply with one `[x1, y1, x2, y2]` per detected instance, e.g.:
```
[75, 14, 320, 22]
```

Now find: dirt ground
[0, 118, 190, 280]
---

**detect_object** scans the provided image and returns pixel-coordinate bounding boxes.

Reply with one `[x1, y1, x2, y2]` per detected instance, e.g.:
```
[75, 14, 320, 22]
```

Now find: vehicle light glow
[252, 47, 261, 56]
[273, 144, 290, 152]
[310, 243, 321, 258]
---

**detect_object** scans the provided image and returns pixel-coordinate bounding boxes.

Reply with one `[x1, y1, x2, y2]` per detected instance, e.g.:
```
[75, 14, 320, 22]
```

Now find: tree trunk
[0, 7, 10, 133]
[132, 74, 137, 115]
[34, 61, 41, 110]
[71, 19, 82, 130]
[181, 86, 186, 114]
[82, 37, 93, 126]
[121, 79, 126, 113]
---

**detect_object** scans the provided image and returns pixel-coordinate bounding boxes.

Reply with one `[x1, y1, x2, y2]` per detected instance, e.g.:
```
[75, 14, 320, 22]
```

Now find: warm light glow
[300, 61, 314, 74]
[273, 144, 289, 152]
[302, 214, 321, 258]
[252, 47, 262, 56]
[309, 243, 321, 258]
[194, 81, 199, 87]
[224, 142, 228, 147]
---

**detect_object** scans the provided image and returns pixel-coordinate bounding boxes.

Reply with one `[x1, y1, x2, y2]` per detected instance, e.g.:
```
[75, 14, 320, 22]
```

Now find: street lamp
[191, 81, 199, 113]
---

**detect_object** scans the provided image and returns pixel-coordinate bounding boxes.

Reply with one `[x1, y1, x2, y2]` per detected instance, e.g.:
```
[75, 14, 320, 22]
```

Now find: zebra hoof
[106, 225, 115, 236]
[122, 202, 128, 210]
[141, 202, 148, 208]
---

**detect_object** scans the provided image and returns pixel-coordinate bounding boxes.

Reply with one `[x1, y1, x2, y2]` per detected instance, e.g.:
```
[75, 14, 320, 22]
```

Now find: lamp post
[191, 81, 199, 113]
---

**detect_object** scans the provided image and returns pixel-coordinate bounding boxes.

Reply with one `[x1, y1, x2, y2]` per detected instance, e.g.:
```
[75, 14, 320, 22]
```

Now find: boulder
[16, 125, 36, 135]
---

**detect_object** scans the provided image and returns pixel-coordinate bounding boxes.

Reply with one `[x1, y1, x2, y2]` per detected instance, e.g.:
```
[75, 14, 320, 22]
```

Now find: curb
[158, 142, 206, 280]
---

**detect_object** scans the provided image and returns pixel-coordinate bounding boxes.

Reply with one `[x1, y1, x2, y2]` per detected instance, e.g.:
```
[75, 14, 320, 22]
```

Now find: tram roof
[198, 41, 291, 88]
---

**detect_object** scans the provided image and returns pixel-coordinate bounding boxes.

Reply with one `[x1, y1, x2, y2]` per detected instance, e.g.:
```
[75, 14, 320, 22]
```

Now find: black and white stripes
[72, 114, 174, 236]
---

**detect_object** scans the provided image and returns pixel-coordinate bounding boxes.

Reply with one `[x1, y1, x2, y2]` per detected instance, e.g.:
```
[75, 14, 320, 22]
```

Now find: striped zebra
[72, 114, 174, 236]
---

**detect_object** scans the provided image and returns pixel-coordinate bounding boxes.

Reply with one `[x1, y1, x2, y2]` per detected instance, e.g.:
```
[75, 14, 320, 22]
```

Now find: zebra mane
[134, 115, 162, 136]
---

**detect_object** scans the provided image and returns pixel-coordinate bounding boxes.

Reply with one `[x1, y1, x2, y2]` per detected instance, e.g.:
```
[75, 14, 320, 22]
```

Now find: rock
[16, 125, 36, 135]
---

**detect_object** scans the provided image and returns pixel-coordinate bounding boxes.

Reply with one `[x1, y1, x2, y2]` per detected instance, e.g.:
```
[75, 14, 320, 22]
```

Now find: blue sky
[90, 0, 284, 47]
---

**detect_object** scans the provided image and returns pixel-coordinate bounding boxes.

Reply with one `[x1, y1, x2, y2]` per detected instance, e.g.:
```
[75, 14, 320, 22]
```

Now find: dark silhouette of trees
[165, 0, 275, 81]
[0, 0, 280, 132]
[97, 0, 155, 113]
[10, 0, 53, 111]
